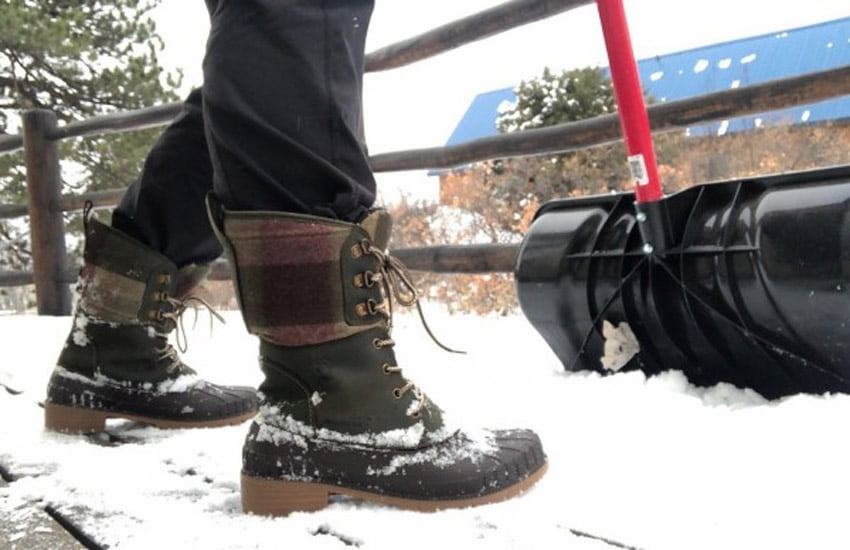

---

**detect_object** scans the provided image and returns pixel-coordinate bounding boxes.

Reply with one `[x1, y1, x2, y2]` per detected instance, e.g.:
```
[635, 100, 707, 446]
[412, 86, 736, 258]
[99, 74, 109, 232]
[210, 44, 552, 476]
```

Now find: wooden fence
[1, 0, 849, 315]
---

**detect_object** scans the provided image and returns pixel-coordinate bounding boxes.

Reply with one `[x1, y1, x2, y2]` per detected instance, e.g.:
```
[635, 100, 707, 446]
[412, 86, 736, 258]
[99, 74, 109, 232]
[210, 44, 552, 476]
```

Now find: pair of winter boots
[46, 199, 547, 515]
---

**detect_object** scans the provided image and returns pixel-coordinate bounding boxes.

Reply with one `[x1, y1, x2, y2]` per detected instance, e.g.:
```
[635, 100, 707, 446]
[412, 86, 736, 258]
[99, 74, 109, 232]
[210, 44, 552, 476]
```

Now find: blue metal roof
[446, 88, 516, 145]
[445, 16, 850, 145]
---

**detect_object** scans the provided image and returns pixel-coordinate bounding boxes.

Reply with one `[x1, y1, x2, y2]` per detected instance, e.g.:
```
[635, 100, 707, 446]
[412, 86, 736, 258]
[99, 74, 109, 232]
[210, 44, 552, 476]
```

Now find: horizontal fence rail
[0, 271, 39, 287]
[48, 103, 184, 142]
[0, 133, 23, 155]
[365, 0, 592, 72]
[392, 244, 520, 273]
[0, 242, 522, 289]
[370, 65, 850, 171]
[0, 189, 125, 220]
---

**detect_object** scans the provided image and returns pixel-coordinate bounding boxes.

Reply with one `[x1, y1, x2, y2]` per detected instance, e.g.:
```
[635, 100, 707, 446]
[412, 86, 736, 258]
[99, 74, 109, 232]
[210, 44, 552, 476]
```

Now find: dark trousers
[113, 0, 377, 268]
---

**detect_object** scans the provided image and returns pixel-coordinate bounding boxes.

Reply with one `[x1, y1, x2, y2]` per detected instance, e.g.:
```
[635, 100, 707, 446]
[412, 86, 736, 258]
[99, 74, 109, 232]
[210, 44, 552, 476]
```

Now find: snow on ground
[2, 308, 850, 549]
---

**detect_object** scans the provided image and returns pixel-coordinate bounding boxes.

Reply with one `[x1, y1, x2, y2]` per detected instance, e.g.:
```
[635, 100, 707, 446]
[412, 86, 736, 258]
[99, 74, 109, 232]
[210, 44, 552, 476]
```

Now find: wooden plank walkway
[0, 473, 86, 549]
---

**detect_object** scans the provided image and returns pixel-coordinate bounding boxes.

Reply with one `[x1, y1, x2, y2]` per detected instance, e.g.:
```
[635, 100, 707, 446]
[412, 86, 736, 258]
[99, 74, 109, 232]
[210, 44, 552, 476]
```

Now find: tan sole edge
[241, 460, 549, 516]
[44, 403, 256, 433]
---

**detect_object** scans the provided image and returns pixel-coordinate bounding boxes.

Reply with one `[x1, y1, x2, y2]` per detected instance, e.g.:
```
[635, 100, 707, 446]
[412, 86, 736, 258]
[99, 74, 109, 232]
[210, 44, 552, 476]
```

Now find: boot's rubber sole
[44, 403, 256, 433]
[241, 460, 548, 516]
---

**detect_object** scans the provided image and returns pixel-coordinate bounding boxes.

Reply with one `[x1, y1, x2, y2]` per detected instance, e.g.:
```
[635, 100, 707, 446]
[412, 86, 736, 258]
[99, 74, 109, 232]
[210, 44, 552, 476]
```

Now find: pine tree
[496, 66, 616, 132]
[0, 0, 181, 308]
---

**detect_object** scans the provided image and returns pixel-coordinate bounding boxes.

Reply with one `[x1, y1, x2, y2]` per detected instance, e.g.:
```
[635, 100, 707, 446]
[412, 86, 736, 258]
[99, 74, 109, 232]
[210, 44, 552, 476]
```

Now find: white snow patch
[253, 404, 431, 449]
[650, 71, 664, 81]
[72, 314, 90, 347]
[181, 406, 194, 414]
[496, 99, 515, 115]
[801, 110, 811, 122]
[53, 366, 202, 395]
[717, 58, 732, 69]
[54, 366, 110, 387]
[405, 399, 421, 417]
[730, 79, 741, 89]
[366, 430, 497, 477]
[9, 311, 850, 548]
[717, 120, 730, 136]
[755, 117, 764, 128]
[310, 391, 323, 406]
[600, 321, 639, 372]
[693, 59, 709, 73]
[741, 53, 757, 64]
[157, 375, 203, 394]
[255, 419, 308, 450]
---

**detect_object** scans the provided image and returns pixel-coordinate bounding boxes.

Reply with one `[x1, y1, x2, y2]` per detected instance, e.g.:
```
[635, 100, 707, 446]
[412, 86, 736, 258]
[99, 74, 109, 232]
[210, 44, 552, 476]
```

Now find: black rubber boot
[45, 214, 257, 433]
[208, 197, 547, 516]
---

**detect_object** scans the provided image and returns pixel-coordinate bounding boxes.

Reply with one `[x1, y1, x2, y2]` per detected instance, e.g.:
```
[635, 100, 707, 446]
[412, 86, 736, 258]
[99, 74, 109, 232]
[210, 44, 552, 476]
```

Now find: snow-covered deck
[2, 310, 849, 549]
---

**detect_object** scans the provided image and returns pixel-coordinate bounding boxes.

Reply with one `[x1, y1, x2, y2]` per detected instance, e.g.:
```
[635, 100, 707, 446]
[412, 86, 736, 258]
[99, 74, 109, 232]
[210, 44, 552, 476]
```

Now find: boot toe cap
[188, 383, 259, 420]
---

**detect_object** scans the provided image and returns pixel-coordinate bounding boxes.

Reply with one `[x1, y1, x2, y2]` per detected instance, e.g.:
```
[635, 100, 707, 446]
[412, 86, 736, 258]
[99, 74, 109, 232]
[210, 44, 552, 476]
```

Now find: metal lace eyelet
[350, 243, 363, 259]
[411, 410, 422, 419]
[392, 388, 403, 399]
[364, 270, 376, 288]
[158, 273, 171, 284]
[355, 302, 369, 317]
[372, 338, 383, 349]
[366, 299, 379, 315]
[360, 239, 372, 254]
[382, 363, 393, 375]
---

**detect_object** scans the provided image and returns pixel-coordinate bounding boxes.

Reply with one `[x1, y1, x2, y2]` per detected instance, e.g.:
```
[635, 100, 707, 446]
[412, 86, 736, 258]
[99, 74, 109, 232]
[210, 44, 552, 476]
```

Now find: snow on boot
[45, 212, 258, 433]
[208, 196, 547, 516]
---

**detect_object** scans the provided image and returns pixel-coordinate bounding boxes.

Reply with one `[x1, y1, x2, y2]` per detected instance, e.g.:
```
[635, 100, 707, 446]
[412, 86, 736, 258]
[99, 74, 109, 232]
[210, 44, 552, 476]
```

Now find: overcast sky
[152, 1, 850, 202]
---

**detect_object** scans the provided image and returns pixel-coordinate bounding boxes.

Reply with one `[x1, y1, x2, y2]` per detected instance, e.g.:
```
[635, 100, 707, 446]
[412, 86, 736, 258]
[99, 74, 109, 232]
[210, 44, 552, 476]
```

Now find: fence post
[22, 109, 71, 315]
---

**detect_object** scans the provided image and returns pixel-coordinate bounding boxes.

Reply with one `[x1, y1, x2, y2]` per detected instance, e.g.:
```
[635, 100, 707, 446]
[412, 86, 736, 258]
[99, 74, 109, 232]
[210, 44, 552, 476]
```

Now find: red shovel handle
[596, 0, 663, 203]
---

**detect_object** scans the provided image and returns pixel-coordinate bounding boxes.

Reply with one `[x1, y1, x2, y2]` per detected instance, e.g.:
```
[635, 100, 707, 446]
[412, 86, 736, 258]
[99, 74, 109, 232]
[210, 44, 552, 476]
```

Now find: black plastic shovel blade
[516, 165, 850, 399]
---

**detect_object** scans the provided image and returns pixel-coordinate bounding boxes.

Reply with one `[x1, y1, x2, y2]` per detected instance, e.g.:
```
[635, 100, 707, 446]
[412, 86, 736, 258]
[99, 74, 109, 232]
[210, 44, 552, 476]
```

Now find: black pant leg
[203, 0, 376, 222]
[113, 88, 222, 267]
[114, 0, 376, 268]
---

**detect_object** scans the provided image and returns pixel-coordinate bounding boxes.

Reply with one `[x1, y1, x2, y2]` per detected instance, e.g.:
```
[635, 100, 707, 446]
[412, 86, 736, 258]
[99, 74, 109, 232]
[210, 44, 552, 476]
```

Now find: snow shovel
[515, 0, 850, 399]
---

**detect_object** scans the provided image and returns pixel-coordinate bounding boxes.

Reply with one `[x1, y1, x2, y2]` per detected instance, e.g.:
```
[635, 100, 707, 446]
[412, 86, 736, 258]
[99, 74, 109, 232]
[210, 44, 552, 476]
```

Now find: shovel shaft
[596, 0, 662, 203]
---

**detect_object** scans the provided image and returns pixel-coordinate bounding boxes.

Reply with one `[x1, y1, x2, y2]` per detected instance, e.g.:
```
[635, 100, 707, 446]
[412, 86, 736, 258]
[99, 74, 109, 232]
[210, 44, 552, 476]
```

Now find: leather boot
[45, 211, 258, 432]
[207, 196, 547, 516]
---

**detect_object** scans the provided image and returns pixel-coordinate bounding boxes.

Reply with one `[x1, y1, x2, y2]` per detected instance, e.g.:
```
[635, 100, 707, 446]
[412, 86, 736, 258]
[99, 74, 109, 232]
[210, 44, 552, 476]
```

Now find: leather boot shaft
[76, 216, 208, 331]
[207, 196, 392, 347]
[58, 216, 209, 382]
[207, 195, 446, 446]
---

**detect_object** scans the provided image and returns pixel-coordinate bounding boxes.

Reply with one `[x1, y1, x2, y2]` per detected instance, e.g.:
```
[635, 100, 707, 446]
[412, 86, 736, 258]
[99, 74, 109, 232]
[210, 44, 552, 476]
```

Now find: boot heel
[241, 474, 329, 516]
[44, 403, 108, 433]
